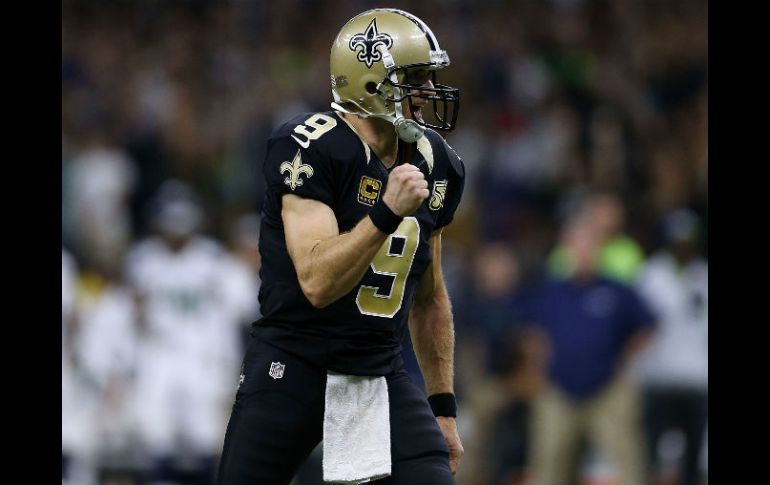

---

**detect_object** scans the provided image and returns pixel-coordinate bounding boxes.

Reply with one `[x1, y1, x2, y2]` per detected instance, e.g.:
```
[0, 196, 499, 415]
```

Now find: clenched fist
[382, 163, 429, 216]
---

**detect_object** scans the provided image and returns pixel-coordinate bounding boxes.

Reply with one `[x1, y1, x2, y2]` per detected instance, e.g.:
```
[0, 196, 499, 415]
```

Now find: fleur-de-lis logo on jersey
[349, 18, 393, 69]
[429, 180, 448, 211]
[280, 150, 314, 191]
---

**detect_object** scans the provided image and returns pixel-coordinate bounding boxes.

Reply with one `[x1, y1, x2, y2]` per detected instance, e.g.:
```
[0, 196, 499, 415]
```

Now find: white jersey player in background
[74, 243, 140, 474]
[633, 209, 708, 485]
[125, 181, 244, 484]
[62, 248, 109, 485]
[62, 248, 94, 485]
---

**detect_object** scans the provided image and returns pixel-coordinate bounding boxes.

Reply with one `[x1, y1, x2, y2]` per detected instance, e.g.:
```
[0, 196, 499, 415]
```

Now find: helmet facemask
[379, 64, 460, 132]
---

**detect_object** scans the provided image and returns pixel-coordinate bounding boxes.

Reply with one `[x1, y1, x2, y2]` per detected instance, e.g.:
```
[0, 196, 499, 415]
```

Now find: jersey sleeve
[262, 131, 336, 207]
[435, 142, 466, 229]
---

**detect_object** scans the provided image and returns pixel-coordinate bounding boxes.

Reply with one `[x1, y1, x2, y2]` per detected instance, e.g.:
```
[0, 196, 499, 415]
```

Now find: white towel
[322, 372, 391, 484]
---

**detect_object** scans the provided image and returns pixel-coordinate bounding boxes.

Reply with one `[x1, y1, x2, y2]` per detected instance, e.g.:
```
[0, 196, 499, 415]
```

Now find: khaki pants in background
[529, 375, 647, 485]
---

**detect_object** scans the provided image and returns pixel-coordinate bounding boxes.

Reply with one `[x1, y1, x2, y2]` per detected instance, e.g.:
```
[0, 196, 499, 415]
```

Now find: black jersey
[253, 111, 464, 376]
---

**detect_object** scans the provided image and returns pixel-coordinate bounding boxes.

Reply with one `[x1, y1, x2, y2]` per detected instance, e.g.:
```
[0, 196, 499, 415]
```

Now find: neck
[343, 113, 399, 167]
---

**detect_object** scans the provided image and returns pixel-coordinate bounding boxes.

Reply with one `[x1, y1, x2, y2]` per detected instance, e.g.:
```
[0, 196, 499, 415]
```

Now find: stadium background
[62, 0, 707, 484]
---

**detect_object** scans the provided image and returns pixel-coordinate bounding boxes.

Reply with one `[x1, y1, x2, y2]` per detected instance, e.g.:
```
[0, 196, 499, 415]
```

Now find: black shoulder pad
[269, 112, 321, 140]
[272, 111, 361, 162]
[423, 129, 465, 178]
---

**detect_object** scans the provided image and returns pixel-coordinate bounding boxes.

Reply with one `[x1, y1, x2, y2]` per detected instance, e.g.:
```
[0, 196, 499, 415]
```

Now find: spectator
[548, 191, 646, 284]
[633, 209, 708, 485]
[457, 241, 526, 377]
[522, 218, 656, 485]
[454, 244, 537, 485]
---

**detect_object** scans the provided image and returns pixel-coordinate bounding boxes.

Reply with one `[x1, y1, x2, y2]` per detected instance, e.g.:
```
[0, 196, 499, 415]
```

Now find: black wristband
[427, 393, 457, 418]
[368, 199, 403, 234]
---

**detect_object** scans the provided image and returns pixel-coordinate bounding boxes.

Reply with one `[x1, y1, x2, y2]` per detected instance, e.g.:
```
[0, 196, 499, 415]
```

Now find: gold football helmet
[330, 8, 460, 142]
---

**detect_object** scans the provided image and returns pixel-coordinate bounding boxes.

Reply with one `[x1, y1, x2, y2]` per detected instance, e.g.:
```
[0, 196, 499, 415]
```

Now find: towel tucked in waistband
[322, 372, 391, 484]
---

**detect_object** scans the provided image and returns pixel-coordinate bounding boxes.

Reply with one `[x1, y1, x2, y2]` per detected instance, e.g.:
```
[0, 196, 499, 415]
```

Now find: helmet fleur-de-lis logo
[280, 150, 314, 191]
[349, 18, 393, 69]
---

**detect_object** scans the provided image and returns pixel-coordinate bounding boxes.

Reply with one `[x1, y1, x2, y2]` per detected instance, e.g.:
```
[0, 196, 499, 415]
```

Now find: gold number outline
[356, 217, 420, 318]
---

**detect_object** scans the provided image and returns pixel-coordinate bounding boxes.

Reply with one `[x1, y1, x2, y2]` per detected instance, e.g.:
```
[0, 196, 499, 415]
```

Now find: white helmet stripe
[373, 8, 440, 51]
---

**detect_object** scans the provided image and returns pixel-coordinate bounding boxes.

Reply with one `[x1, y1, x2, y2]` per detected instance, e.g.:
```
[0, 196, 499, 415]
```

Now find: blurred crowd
[62, 0, 707, 484]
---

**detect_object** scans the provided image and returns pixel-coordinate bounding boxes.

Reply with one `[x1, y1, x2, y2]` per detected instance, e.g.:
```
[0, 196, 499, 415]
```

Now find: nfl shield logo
[269, 362, 286, 379]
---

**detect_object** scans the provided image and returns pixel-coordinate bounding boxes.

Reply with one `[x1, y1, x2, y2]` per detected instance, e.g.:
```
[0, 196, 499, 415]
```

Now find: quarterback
[217, 9, 465, 484]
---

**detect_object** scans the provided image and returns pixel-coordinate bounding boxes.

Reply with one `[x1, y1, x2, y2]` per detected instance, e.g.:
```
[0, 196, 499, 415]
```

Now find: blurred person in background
[63, 126, 137, 261]
[633, 209, 708, 485]
[62, 248, 108, 485]
[454, 243, 538, 485]
[548, 191, 646, 285]
[219, 213, 263, 351]
[522, 217, 656, 485]
[218, 8, 465, 484]
[457, 242, 526, 376]
[72, 245, 140, 483]
[125, 180, 241, 485]
[62, 247, 92, 484]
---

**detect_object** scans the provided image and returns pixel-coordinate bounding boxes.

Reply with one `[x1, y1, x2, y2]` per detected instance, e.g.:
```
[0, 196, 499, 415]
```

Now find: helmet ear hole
[365, 82, 379, 94]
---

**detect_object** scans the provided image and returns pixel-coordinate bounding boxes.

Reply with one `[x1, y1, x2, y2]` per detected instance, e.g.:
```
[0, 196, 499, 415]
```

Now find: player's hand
[382, 163, 429, 216]
[436, 416, 464, 475]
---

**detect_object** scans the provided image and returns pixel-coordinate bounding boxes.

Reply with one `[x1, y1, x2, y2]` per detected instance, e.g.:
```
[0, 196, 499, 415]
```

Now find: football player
[217, 9, 465, 484]
[125, 181, 241, 484]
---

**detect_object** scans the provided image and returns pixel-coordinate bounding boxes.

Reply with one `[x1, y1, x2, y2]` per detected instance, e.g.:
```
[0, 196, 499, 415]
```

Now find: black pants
[643, 386, 708, 485]
[217, 338, 455, 485]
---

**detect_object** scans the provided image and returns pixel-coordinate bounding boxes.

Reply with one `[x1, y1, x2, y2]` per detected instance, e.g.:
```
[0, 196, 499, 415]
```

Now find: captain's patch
[358, 176, 382, 206]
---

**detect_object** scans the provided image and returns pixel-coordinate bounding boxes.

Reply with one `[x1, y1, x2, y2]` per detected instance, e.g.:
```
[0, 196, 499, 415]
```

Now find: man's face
[588, 196, 623, 236]
[401, 68, 433, 124]
[565, 224, 601, 276]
